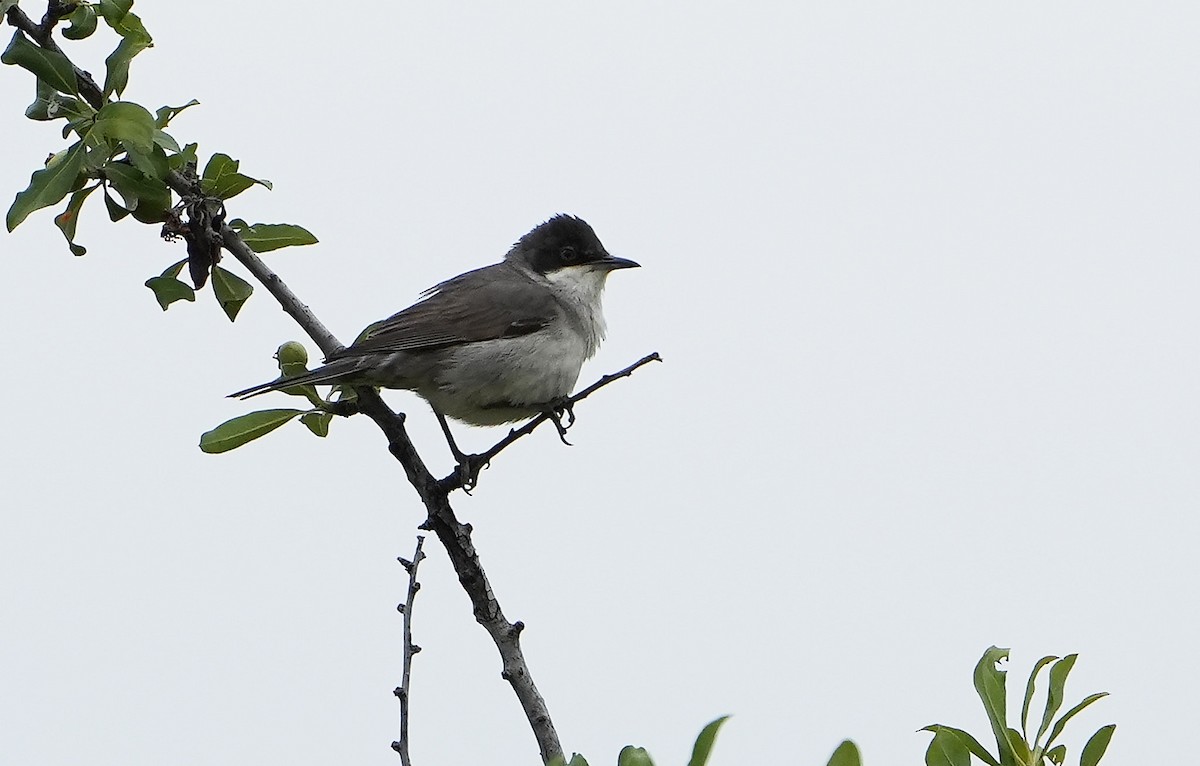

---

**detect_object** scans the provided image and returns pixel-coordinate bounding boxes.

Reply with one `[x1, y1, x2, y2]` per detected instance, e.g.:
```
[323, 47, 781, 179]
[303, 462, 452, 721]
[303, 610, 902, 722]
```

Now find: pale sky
[3, 2, 1198, 764]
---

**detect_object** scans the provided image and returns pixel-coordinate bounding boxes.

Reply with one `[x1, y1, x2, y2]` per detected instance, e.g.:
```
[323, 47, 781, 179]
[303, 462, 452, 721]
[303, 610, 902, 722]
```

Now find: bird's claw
[546, 401, 575, 446]
[456, 453, 490, 493]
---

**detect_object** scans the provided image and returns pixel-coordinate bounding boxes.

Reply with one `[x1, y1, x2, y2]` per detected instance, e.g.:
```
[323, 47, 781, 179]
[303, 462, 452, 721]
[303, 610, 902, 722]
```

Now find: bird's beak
[597, 254, 640, 271]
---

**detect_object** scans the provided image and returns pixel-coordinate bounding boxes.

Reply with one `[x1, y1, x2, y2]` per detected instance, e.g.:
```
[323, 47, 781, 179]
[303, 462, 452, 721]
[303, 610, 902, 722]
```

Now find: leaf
[199, 409, 303, 454]
[1020, 655, 1058, 739]
[1080, 724, 1115, 766]
[103, 33, 151, 98]
[53, 182, 99, 255]
[548, 756, 589, 766]
[1044, 692, 1109, 748]
[2, 30, 79, 95]
[919, 726, 1001, 766]
[300, 412, 332, 437]
[686, 716, 729, 766]
[228, 220, 318, 253]
[616, 746, 654, 766]
[102, 186, 129, 221]
[925, 728, 970, 766]
[155, 98, 199, 128]
[200, 153, 271, 200]
[1045, 744, 1065, 764]
[6, 141, 86, 231]
[1035, 654, 1077, 746]
[972, 646, 1019, 764]
[144, 275, 195, 310]
[25, 79, 87, 122]
[103, 162, 170, 223]
[126, 142, 169, 181]
[168, 142, 198, 172]
[152, 129, 180, 154]
[92, 101, 157, 153]
[211, 265, 254, 321]
[98, 0, 151, 42]
[98, 0, 133, 22]
[826, 740, 861, 766]
[62, 4, 99, 39]
[1007, 729, 1030, 764]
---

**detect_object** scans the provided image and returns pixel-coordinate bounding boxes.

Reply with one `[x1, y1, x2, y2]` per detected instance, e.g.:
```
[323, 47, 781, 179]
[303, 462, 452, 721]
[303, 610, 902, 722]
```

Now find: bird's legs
[433, 408, 489, 491]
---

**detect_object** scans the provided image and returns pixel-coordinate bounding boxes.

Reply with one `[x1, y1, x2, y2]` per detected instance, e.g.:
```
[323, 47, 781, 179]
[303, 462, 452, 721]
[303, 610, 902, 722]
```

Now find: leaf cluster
[922, 647, 1114, 766]
[199, 341, 340, 453]
[2, 0, 316, 315]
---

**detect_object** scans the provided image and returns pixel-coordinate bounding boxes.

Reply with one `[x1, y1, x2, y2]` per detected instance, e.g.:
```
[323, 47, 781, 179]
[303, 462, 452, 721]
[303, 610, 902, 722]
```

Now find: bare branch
[392, 536, 426, 766]
[439, 352, 663, 492]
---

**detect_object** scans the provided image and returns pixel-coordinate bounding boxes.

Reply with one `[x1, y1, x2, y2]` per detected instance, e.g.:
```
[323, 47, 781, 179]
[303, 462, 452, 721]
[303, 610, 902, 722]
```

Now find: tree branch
[392, 536, 426, 766]
[439, 352, 663, 493]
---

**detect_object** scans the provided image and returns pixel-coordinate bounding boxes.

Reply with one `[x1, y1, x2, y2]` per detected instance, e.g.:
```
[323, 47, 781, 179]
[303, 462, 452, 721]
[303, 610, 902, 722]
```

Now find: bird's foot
[455, 453, 490, 493]
[545, 398, 576, 446]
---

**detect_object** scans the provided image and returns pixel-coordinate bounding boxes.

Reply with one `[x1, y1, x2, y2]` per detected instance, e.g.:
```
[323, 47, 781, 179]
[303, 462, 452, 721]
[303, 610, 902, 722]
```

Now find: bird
[230, 214, 639, 461]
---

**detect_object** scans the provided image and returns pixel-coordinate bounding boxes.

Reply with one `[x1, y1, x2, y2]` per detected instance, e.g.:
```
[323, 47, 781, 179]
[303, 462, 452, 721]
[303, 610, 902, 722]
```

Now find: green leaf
[155, 98, 199, 128]
[6, 142, 86, 231]
[1044, 692, 1109, 749]
[25, 79, 87, 122]
[102, 186, 129, 221]
[547, 756, 589, 766]
[826, 740, 861, 766]
[93, 101, 157, 153]
[199, 409, 303, 453]
[53, 181, 99, 255]
[126, 142, 169, 181]
[103, 33, 151, 98]
[103, 162, 170, 222]
[144, 275, 195, 310]
[1080, 724, 1115, 766]
[919, 726, 1001, 766]
[200, 153, 271, 200]
[2, 30, 79, 95]
[1035, 654, 1077, 746]
[616, 746, 653, 766]
[300, 412, 332, 437]
[168, 142, 198, 172]
[98, 0, 133, 22]
[686, 716, 729, 766]
[211, 265, 254, 321]
[152, 129, 180, 154]
[1020, 655, 1058, 739]
[1006, 729, 1029, 764]
[228, 220, 318, 253]
[98, 0, 150, 42]
[1045, 744, 1065, 764]
[62, 4, 99, 39]
[972, 646, 1019, 765]
[925, 728, 970, 766]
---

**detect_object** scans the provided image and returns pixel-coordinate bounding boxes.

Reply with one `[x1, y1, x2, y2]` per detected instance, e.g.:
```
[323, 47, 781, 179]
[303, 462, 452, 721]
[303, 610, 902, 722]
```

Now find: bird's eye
[559, 245, 580, 263]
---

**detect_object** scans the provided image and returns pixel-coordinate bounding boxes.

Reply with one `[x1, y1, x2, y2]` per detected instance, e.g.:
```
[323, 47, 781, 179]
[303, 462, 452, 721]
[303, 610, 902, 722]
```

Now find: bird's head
[508, 214, 640, 277]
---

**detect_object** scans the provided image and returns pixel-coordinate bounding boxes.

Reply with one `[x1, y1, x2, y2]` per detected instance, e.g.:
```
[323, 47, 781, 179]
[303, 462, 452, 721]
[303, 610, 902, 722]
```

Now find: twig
[391, 536, 426, 766]
[438, 352, 663, 492]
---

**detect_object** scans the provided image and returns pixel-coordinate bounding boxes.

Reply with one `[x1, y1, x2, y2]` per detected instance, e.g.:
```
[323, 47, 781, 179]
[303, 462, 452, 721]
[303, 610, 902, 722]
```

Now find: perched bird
[230, 214, 639, 456]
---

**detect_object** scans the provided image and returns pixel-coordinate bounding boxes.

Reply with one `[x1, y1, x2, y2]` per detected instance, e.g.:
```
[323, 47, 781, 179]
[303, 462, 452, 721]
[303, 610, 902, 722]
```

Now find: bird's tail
[228, 357, 364, 399]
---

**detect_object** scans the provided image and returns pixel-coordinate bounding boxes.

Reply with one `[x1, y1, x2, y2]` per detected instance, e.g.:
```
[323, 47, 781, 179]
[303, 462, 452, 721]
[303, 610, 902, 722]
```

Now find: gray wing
[332, 263, 557, 358]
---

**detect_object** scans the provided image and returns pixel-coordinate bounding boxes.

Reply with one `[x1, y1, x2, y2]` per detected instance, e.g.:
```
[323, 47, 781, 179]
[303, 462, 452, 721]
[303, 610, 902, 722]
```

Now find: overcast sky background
[2, 2, 1197, 764]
